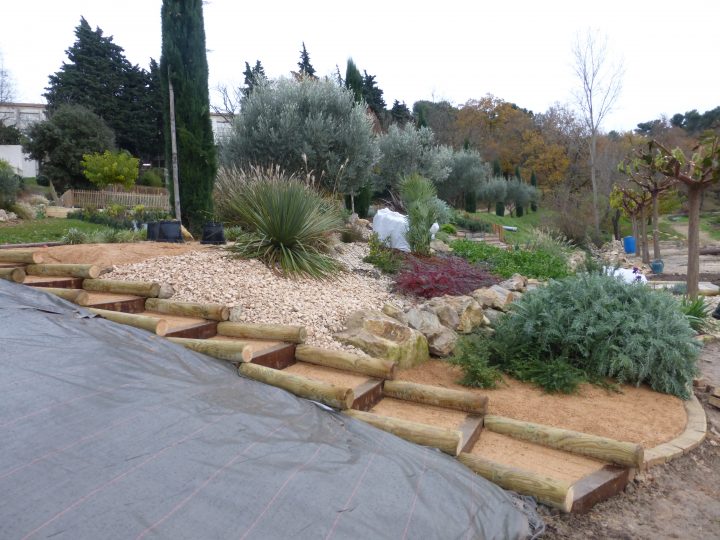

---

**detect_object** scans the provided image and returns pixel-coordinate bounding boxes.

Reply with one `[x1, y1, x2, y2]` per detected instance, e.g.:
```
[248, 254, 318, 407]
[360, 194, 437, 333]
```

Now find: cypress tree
[297, 42, 316, 77]
[530, 171, 538, 212]
[160, 0, 217, 231]
[361, 70, 385, 117]
[492, 159, 502, 177]
[344, 58, 363, 103]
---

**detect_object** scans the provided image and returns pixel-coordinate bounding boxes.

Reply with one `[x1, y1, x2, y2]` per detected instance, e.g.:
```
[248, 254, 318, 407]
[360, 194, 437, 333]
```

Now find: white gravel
[104, 242, 416, 351]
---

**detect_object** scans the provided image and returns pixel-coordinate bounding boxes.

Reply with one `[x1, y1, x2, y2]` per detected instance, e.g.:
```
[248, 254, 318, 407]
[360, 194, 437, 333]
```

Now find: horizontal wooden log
[168, 337, 251, 362]
[218, 322, 307, 343]
[295, 345, 396, 380]
[27, 263, 100, 279]
[38, 287, 90, 305]
[146, 298, 229, 321]
[83, 279, 160, 298]
[484, 415, 644, 468]
[238, 362, 353, 410]
[87, 307, 168, 336]
[383, 380, 487, 415]
[0, 250, 44, 264]
[0, 267, 26, 283]
[458, 452, 574, 512]
[344, 409, 463, 456]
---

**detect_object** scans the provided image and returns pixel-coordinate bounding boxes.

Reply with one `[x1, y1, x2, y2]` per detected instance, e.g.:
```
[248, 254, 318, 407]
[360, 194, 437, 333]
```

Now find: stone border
[643, 394, 707, 468]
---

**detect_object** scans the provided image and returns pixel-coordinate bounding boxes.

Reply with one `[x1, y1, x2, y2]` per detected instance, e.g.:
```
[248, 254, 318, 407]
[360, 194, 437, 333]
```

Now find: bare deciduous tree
[0, 49, 16, 105]
[572, 30, 624, 235]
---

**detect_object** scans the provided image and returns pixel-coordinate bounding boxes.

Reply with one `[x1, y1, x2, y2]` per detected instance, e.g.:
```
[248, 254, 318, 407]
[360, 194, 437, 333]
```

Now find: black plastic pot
[146, 222, 160, 241]
[158, 220, 183, 243]
[200, 222, 226, 245]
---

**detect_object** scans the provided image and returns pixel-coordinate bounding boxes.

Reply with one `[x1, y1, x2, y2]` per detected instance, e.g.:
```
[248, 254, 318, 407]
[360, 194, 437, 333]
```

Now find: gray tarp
[0, 280, 540, 539]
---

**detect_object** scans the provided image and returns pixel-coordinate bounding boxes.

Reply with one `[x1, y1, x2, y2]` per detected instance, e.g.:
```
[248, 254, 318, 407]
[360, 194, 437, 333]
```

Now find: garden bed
[397, 360, 687, 448]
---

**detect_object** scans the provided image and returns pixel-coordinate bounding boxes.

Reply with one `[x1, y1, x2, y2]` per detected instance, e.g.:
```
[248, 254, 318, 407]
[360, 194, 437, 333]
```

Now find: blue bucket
[622, 236, 636, 254]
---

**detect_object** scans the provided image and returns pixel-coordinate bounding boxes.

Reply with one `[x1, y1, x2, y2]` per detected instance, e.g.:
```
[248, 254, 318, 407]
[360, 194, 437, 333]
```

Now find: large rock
[429, 239, 452, 253]
[422, 295, 485, 334]
[382, 302, 407, 323]
[335, 310, 429, 368]
[483, 308, 505, 326]
[404, 307, 458, 357]
[471, 285, 517, 311]
[499, 273, 527, 292]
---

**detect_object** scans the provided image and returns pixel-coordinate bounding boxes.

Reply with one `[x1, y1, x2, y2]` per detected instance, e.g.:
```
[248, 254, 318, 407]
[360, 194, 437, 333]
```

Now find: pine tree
[297, 42, 316, 77]
[161, 0, 217, 231]
[242, 60, 266, 99]
[361, 70, 385, 117]
[344, 58, 363, 103]
[390, 100, 413, 126]
[44, 17, 161, 162]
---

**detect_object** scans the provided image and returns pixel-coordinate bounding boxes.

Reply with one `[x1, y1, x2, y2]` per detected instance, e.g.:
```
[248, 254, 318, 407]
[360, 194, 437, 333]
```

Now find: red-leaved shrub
[394, 256, 500, 298]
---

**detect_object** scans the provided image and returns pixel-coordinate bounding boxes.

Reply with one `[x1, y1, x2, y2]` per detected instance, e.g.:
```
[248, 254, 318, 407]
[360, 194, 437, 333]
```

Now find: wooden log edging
[458, 453, 574, 512]
[0, 250, 44, 264]
[27, 263, 100, 279]
[146, 298, 230, 321]
[88, 307, 168, 336]
[0, 267, 26, 283]
[238, 362, 353, 410]
[643, 394, 707, 468]
[218, 322, 307, 344]
[383, 380, 488, 415]
[483, 415, 644, 468]
[38, 287, 90, 305]
[83, 279, 170, 298]
[295, 345, 396, 380]
[168, 337, 251, 363]
[344, 409, 463, 456]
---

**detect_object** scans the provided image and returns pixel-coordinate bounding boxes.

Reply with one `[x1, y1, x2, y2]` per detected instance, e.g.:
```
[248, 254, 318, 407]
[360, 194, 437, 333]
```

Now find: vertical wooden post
[168, 65, 181, 223]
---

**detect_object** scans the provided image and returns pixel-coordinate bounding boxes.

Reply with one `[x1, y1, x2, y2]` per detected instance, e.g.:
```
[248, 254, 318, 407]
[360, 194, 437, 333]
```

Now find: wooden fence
[60, 188, 170, 211]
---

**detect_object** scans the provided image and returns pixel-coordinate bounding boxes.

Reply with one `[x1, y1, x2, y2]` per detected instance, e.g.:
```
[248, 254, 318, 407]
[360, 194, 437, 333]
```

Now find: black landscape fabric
[0, 280, 540, 539]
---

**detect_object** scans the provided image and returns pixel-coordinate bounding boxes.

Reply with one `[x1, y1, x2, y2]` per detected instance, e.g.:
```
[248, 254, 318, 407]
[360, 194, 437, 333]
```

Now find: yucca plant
[215, 165, 345, 279]
[680, 295, 712, 333]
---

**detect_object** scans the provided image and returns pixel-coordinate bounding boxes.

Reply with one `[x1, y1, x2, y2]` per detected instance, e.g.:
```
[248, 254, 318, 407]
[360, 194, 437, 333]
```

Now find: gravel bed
[104, 242, 417, 351]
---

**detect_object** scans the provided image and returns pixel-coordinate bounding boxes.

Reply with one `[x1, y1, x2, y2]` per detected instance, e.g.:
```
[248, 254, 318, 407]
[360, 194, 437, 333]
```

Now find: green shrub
[450, 211, 491, 233]
[440, 223, 457, 234]
[81, 150, 139, 189]
[451, 239, 569, 279]
[340, 228, 363, 243]
[0, 160, 20, 210]
[399, 174, 445, 256]
[10, 202, 34, 221]
[448, 333, 504, 389]
[490, 274, 700, 398]
[364, 232, 403, 274]
[214, 165, 345, 279]
[224, 226, 244, 242]
[62, 228, 89, 245]
[67, 206, 169, 230]
[138, 168, 164, 187]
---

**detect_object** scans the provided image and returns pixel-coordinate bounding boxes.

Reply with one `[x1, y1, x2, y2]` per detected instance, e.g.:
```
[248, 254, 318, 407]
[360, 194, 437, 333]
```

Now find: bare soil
[541, 343, 720, 540]
[397, 361, 686, 447]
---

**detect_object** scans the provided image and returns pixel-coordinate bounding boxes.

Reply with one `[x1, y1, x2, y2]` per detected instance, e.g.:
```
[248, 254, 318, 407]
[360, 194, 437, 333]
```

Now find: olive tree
[220, 77, 378, 197]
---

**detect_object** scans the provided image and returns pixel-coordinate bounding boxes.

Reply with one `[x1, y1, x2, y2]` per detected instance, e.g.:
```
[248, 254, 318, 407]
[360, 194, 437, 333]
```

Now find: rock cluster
[336, 273, 530, 364]
[0, 209, 18, 222]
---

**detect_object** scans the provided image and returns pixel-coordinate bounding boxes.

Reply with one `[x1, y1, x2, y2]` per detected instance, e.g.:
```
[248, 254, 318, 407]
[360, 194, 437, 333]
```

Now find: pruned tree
[619, 141, 677, 260]
[609, 184, 652, 263]
[571, 30, 624, 235]
[649, 136, 720, 298]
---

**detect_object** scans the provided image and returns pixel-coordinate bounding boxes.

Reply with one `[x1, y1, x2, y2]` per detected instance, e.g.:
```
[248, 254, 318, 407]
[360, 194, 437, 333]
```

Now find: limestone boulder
[381, 302, 407, 323]
[499, 273, 527, 292]
[429, 239, 452, 253]
[335, 310, 429, 368]
[471, 285, 517, 311]
[423, 295, 485, 334]
[483, 308, 505, 326]
[404, 307, 458, 357]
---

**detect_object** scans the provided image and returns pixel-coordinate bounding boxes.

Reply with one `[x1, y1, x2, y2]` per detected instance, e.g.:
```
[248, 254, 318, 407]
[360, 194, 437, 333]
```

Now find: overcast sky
[2, 0, 718, 132]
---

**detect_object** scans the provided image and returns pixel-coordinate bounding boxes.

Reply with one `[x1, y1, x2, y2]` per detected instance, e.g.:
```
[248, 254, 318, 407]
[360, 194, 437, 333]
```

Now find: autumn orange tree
[649, 135, 720, 297]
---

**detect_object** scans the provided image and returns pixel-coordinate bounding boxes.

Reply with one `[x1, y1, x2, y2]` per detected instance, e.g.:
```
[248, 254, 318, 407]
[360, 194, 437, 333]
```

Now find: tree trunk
[686, 185, 703, 299]
[589, 135, 600, 235]
[639, 207, 650, 264]
[612, 209, 621, 241]
[651, 191, 661, 260]
[631, 217, 638, 242]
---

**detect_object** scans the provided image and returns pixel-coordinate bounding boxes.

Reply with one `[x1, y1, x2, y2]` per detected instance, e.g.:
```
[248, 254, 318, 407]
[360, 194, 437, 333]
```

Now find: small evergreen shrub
[214, 166, 345, 279]
[62, 228, 89, 245]
[450, 211, 492, 233]
[394, 256, 499, 298]
[440, 223, 457, 234]
[363, 232, 403, 274]
[448, 333, 504, 389]
[224, 226, 244, 242]
[451, 239, 569, 279]
[490, 274, 700, 398]
[67, 206, 169, 230]
[0, 160, 20, 210]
